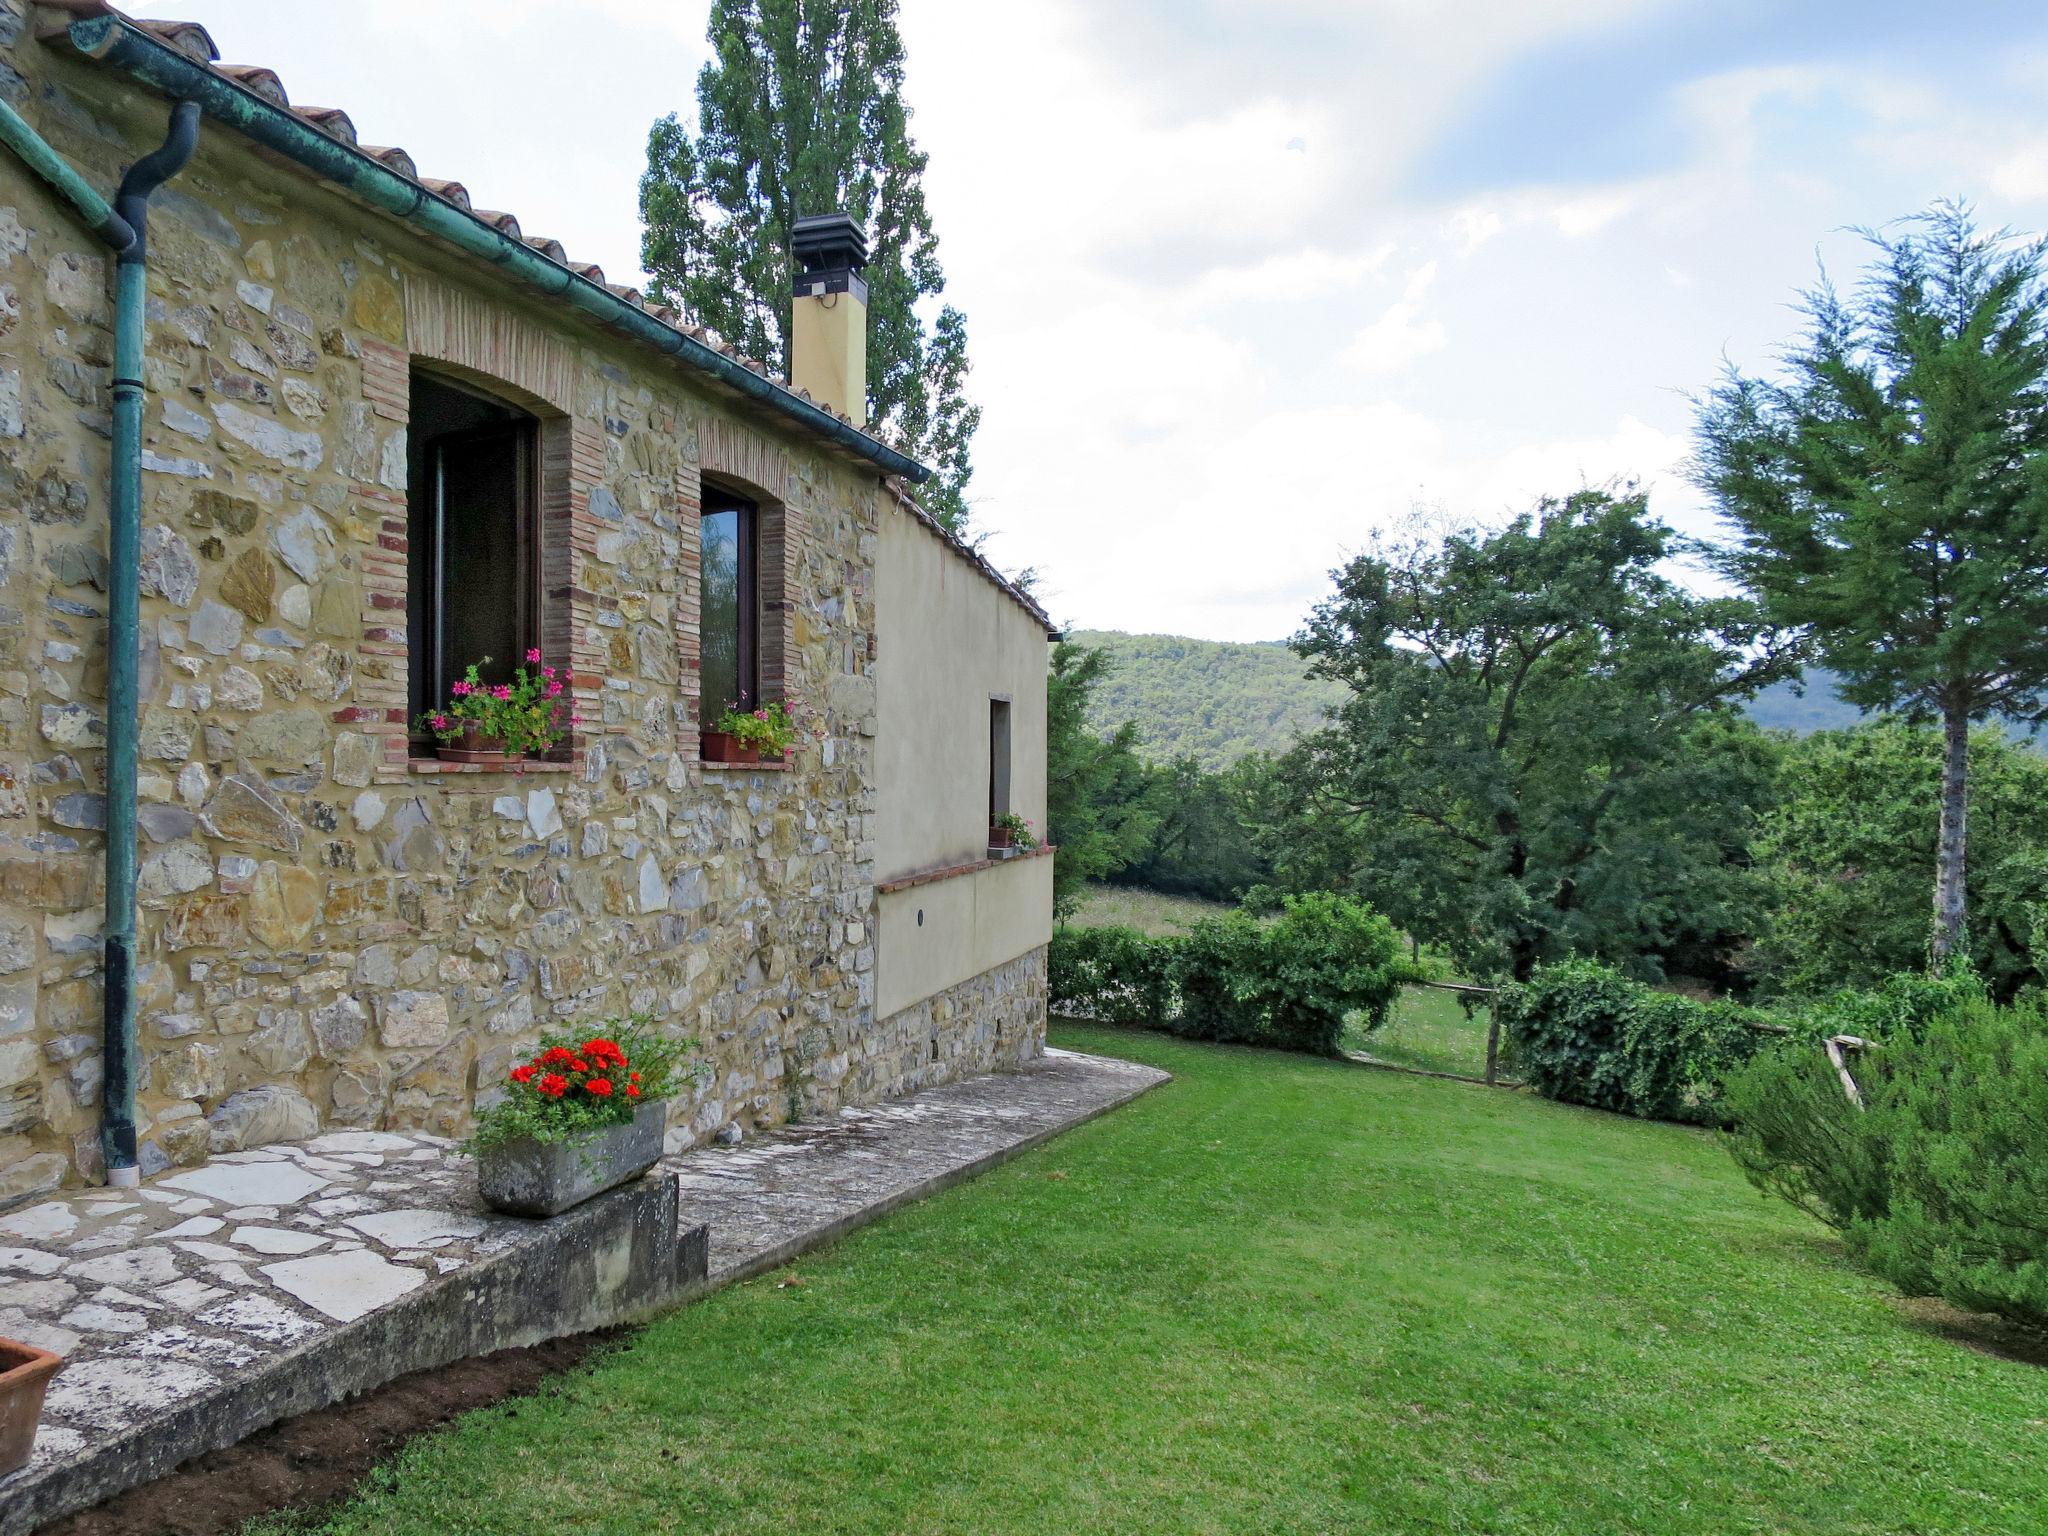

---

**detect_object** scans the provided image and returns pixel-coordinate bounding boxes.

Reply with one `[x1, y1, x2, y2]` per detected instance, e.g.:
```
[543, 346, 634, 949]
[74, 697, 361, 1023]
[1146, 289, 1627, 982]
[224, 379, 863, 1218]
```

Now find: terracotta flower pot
[702, 731, 762, 765]
[0, 1337, 63, 1479]
[989, 824, 1016, 849]
[438, 720, 524, 766]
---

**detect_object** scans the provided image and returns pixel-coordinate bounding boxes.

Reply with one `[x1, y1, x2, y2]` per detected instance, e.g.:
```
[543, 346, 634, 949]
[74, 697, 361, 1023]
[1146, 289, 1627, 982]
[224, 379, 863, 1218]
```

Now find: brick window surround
[677, 418, 799, 763]
[366, 277, 601, 781]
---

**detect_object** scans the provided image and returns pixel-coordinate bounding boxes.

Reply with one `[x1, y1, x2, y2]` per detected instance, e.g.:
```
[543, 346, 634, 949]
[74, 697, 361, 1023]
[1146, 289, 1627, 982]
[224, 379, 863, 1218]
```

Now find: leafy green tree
[1046, 641, 1158, 917]
[1695, 202, 2048, 963]
[1290, 489, 1794, 982]
[1754, 720, 2048, 1001]
[1112, 755, 1272, 903]
[639, 0, 980, 525]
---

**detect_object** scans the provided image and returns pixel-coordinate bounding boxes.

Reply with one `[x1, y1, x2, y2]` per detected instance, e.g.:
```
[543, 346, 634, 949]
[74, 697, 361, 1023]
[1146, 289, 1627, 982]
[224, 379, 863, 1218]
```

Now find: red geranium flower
[537, 1073, 569, 1098]
[570, 1059, 589, 1074]
[585, 1077, 615, 1097]
[582, 1038, 627, 1068]
[626, 1084, 641, 1098]
[539, 1046, 577, 1067]
[509, 1064, 536, 1084]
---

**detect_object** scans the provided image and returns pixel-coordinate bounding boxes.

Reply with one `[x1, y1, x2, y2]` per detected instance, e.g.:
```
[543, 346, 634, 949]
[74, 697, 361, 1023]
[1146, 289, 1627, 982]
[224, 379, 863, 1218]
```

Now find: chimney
[789, 211, 869, 427]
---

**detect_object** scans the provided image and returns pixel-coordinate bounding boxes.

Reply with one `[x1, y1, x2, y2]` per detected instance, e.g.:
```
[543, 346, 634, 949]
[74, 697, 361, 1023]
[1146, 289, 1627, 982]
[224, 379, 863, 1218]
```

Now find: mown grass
[1063, 883, 1235, 935]
[1351, 983, 1496, 1078]
[258, 1026, 2047, 1536]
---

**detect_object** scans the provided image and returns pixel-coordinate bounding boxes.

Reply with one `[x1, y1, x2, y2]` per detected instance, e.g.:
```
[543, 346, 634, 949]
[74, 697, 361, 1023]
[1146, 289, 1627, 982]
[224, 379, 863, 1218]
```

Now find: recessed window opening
[989, 696, 1013, 831]
[701, 482, 760, 724]
[406, 368, 540, 737]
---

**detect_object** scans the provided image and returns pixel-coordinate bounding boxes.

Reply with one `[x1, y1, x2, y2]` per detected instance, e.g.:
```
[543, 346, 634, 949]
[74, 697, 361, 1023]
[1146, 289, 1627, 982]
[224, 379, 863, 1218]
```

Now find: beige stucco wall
[877, 854, 1053, 1020]
[873, 503, 1051, 1020]
[874, 506, 1048, 877]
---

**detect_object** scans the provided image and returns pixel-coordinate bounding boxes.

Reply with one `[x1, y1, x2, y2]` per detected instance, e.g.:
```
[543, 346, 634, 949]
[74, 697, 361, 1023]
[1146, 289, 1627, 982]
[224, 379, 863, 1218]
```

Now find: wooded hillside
[1067, 630, 1346, 769]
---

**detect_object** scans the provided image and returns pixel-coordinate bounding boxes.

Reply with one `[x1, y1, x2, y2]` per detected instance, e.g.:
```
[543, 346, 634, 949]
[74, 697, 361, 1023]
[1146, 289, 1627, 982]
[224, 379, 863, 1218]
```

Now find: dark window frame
[700, 482, 761, 729]
[405, 370, 543, 746]
[989, 696, 1013, 829]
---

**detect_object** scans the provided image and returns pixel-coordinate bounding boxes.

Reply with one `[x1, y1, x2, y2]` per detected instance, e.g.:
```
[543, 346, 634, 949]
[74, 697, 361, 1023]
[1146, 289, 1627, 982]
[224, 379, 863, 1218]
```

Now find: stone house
[0, 4, 1056, 1204]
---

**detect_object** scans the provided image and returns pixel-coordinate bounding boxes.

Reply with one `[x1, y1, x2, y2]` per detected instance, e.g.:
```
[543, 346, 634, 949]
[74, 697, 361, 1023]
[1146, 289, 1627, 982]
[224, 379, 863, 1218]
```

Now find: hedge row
[1049, 893, 1405, 1056]
[1496, 959, 1984, 1126]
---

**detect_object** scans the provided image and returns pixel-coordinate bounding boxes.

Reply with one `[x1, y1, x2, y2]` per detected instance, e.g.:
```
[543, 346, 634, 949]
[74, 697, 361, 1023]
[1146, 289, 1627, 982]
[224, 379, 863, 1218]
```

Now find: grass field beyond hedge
[263, 1027, 2048, 1536]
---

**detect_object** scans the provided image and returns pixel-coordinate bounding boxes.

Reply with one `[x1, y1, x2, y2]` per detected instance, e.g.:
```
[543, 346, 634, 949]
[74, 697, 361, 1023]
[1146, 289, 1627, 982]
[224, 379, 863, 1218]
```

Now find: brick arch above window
[354, 275, 601, 781]
[679, 420, 804, 763]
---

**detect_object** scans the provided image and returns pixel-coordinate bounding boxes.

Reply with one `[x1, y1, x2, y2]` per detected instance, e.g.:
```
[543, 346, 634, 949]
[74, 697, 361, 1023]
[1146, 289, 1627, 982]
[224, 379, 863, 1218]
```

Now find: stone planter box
[0, 1336, 63, 1479]
[477, 1098, 668, 1218]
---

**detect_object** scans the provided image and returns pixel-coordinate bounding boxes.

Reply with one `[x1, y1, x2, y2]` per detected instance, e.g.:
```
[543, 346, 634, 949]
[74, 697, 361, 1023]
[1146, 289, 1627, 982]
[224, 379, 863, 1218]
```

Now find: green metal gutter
[0, 78, 198, 1185]
[64, 15, 931, 484]
[0, 99, 134, 250]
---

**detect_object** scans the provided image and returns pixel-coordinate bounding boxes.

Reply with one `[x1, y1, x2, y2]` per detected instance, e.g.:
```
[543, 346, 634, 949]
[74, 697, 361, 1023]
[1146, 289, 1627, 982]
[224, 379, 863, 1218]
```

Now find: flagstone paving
[0, 1047, 1166, 1533]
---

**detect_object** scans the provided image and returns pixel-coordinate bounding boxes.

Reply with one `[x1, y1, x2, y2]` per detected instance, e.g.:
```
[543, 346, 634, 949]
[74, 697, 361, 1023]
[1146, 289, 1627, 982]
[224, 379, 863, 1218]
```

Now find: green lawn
[263, 1027, 2048, 1536]
[1064, 883, 1236, 934]
[1351, 983, 1496, 1078]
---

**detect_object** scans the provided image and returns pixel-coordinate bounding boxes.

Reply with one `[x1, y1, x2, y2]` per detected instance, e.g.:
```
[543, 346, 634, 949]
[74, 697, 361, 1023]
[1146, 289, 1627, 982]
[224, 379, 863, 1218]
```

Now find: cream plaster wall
[876, 855, 1053, 1020]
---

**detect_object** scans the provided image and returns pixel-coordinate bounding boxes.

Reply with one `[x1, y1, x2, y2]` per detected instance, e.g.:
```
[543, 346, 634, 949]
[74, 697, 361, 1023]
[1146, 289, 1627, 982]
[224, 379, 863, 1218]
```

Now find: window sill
[407, 757, 574, 775]
[698, 757, 791, 772]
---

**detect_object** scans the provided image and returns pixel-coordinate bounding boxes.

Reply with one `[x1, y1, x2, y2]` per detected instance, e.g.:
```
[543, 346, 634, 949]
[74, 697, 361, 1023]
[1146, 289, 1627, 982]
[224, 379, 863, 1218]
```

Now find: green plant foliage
[1852, 997, 2048, 1328]
[1050, 895, 1404, 1056]
[463, 1019, 692, 1154]
[1496, 959, 1783, 1125]
[1722, 1041, 1892, 1231]
[1697, 201, 2048, 964]
[1727, 987, 2048, 1331]
[1754, 721, 2048, 1001]
[638, 0, 980, 525]
[1045, 924, 1175, 1029]
[1286, 489, 1796, 984]
[1066, 629, 1348, 770]
[1046, 640, 1159, 917]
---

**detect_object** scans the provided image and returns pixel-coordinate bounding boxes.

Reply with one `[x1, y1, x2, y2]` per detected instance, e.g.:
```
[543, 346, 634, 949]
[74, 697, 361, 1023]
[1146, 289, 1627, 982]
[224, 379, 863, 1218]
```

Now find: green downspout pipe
[101, 102, 201, 1186]
[64, 15, 931, 484]
[0, 88, 198, 1185]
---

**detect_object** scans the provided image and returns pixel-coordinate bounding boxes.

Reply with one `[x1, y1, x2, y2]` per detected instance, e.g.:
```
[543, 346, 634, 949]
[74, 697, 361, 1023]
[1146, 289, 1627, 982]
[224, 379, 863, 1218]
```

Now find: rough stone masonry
[0, 4, 1047, 1205]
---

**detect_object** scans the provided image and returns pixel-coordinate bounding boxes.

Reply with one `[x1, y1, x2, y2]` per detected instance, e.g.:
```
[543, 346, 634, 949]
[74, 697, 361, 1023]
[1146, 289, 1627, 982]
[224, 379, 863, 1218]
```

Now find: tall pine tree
[640, 0, 979, 527]
[1695, 203, 2048, 966]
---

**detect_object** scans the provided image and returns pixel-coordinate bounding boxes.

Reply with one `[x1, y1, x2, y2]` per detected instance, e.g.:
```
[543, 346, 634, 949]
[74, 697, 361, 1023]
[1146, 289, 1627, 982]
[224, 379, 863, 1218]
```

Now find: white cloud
[1341, 262, 1447, 374]
[126, 0, 2048, 642]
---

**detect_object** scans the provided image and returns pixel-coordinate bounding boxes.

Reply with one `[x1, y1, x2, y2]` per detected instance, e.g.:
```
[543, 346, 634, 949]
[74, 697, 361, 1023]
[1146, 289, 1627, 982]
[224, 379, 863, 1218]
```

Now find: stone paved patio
[0, 1048, 1166, 1533]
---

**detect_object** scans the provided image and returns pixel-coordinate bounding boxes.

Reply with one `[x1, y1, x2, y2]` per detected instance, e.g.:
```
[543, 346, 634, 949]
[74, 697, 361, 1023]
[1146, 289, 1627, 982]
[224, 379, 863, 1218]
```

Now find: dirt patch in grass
[40, 1330, 616, 1536]
[1895, 1296, 2048, 1370]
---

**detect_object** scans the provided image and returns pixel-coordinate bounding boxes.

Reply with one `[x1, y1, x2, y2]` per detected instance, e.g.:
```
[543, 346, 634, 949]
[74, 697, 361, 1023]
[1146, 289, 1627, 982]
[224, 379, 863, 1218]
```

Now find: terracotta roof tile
[293, 106, 358, 146]
[58, 4, 939, 494]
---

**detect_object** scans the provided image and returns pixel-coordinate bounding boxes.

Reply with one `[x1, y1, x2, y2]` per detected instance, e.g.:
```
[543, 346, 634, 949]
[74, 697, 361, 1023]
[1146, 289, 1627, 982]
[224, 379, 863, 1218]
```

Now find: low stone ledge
[0, 1149, 697, 1536]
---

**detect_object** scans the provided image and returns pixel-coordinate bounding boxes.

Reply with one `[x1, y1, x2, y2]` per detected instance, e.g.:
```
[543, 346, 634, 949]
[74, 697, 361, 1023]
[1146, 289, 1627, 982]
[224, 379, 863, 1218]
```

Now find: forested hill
[1072, 630, 1920, 766]
[1067, 630, 1346, 769]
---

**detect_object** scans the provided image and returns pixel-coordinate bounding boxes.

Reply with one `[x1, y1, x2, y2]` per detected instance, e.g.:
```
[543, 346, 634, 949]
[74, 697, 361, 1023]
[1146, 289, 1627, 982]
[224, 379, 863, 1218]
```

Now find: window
[406, 369, 540, 733]
[989, 696, 1013, 830]
[700, 484, 759, 725]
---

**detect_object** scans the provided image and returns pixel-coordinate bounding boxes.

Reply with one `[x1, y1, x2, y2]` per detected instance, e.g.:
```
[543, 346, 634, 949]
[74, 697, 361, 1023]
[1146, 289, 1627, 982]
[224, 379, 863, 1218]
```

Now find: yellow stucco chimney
[789, 212, 869, 428]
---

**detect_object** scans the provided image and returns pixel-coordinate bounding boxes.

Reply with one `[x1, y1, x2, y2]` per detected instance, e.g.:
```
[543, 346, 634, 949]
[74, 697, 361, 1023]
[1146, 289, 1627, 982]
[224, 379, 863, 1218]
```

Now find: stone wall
[838, 946, 1048, 1111]
[0, 27, 1042, 1204]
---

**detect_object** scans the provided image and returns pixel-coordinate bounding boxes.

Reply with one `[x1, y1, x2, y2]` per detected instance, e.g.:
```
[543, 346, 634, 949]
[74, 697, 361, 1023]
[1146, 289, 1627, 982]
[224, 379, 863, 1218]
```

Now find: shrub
[1497, 959, 1780, 1124]
[1726, 989, 2048, 1331]
[1252, 893, 1405, 1053]
[1049, 895, 1405, 1056]
[1852, 996, 2048, 1328]
[1047, 925, 1174, 1028]
[1722, 1042, 1890, 1230]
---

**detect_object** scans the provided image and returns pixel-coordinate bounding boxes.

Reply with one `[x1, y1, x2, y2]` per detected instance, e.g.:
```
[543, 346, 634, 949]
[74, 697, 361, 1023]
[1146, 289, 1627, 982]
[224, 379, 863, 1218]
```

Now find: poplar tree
[1695, 203, 2048, 965]
[639, 0, 980, 528]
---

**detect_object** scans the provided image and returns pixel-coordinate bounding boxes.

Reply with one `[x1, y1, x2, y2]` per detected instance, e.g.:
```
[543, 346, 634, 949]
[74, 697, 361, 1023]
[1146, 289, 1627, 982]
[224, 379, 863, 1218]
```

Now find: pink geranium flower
[526, 648, 543, 663]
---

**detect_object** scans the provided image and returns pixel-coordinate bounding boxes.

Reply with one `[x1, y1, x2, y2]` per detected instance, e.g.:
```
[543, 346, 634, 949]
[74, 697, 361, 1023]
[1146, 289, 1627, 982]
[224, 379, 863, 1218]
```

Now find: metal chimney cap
[791, 211, 869, 274]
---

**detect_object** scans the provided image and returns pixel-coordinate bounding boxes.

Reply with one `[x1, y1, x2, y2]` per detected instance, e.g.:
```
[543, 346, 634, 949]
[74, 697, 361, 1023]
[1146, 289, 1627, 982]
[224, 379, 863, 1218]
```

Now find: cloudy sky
[129, 0, 2048, 640]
